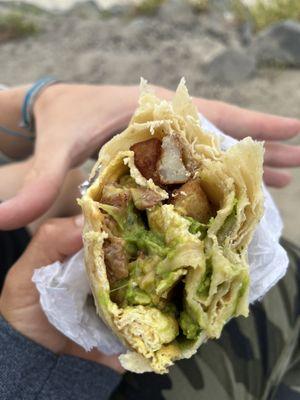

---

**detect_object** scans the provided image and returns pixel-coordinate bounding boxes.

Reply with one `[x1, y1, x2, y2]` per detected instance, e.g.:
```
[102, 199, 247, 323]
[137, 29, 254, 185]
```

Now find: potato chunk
[172, 179, 212, 223]
[158, 135, 190, 185]
[130, 138, 162, 184]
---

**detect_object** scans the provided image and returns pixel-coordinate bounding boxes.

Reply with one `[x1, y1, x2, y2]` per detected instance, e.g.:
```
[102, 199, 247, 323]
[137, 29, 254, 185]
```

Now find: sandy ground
[6, 0, 258, 11]
[1, 3, 299, 243]
[13, 0, 134, 11]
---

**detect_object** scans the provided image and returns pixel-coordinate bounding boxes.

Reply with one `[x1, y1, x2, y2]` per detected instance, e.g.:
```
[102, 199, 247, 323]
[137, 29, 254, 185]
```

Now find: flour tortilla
[80, 79, 264, 373]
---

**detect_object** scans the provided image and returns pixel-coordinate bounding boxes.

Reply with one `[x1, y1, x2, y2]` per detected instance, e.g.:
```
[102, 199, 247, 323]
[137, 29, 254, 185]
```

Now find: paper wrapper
[32, 116, 289, 355]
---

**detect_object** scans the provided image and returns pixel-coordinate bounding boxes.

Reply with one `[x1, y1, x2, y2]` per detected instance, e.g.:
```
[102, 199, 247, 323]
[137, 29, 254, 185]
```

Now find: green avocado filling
[179, 311, 201, 340]
[185, 216, 208, 237]
[99, 202, 168, 258]
[101, 175, 246, 342]
[197, 259, 212, 298]
[217, 200, 238, 244]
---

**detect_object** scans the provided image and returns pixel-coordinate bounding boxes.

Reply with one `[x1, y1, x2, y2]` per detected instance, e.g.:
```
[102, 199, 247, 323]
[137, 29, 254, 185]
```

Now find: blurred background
[1, 0, 299, 243]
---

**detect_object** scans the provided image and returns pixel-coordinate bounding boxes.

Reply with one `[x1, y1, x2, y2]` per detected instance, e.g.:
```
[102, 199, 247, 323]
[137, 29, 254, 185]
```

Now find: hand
[194, 97, 300, 188]
[0, 84, 141, 230]
[0, 83, 299, 230]
[0, 216, 124, 374]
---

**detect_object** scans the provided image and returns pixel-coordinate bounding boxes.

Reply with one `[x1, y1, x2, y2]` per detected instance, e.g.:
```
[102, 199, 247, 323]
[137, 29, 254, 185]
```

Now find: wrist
[63, 342, 124, 374]
[33, 83, 68, 117]
[19, 78, 61, 132]
[0, 305, 67, 355]
[2, 84, 30, 109]
[0, 85, 31, 139]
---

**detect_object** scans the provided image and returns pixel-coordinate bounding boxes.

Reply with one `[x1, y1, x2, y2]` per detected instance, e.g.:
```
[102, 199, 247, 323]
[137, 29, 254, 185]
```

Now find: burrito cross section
[80, 79, 264, 374]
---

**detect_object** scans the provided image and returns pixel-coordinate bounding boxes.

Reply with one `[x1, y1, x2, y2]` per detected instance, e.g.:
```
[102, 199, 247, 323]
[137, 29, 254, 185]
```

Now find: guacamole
[100, 175, 246, 343]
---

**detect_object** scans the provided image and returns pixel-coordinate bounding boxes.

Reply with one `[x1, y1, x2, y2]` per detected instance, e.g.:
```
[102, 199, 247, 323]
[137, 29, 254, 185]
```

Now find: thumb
[1, 216, 84, 314]
[0, 148, 70, 230]
[16, 215, 84, 273]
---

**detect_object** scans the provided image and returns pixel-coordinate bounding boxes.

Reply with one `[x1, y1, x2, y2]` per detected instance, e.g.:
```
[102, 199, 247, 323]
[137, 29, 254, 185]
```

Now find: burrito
[80, 79, 264, 374]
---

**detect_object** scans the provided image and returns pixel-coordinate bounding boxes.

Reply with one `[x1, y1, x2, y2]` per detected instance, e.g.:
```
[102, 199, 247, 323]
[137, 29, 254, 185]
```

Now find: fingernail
[74, 214, 84, 227]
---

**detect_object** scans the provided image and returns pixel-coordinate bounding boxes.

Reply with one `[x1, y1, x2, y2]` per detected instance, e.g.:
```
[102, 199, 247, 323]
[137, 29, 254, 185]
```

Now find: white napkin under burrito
[32, 116, 289, 355]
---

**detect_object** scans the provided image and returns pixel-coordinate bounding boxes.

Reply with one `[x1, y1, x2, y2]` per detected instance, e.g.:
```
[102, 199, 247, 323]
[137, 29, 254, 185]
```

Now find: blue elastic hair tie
[21, 76, 58, 132]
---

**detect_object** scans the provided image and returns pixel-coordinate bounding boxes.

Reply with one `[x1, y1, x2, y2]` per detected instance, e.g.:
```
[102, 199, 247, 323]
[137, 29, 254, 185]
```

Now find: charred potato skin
[130, 138, 162, 185]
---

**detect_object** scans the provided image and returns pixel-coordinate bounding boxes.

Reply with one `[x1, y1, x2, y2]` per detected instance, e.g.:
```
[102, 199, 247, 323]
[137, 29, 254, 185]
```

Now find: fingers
[196, 98, 300, 141]
[264, 142, 300, 168]
[0, 148, 70, 230]
[263, 141, 300, 188]
[1, 216, 83, 314]
[196, 97, 300, 189]
[263, 167, 292, 188]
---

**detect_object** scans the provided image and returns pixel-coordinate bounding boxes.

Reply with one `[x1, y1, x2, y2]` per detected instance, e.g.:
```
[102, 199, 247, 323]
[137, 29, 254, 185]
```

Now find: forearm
[0, 85, 33, 159]
[0, 316, 122, 400]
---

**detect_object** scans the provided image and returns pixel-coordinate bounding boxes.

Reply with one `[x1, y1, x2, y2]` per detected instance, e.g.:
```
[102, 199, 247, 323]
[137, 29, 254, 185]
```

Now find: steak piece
[101, 183, 131, 208]
[130, 187, 162, 210]
[104, 237, 129, 284]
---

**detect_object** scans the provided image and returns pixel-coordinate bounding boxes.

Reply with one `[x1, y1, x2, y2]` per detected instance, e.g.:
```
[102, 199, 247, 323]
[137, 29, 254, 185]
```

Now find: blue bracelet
[21, 77, 59, 133]
[0, 124, 33, 141]
[0, 84, 31, 140]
